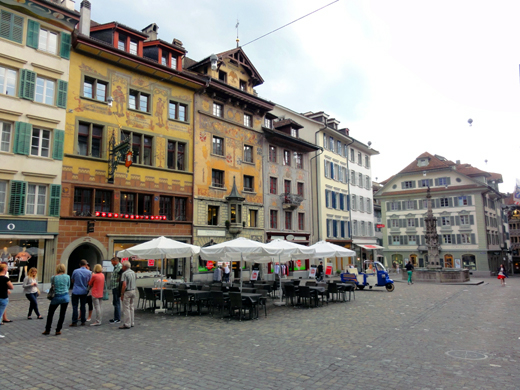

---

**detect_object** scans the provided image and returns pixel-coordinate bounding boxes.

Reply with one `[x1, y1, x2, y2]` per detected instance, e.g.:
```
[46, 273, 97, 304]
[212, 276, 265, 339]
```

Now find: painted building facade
[58, 2, 204, 278]
[0, 0, 78, 283]
[375, 152, 508, 275]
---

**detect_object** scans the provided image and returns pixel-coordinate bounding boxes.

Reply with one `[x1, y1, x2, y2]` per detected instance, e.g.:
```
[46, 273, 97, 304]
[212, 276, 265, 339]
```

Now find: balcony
[280, 193, 303, 210]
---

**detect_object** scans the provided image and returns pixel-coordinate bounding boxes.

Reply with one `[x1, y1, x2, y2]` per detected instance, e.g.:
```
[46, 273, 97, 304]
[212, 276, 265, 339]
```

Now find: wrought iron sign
[107, 130, 131, 184]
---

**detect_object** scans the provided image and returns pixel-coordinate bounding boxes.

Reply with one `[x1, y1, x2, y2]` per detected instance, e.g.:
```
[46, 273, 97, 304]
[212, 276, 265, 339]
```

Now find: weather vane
[236, 19, 239, 47]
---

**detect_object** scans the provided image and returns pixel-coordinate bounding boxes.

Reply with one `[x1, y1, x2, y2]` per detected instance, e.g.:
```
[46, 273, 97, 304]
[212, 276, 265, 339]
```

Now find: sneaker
[86, 318, 91, 322]
[90, 322, 101, 326]
[109, 319, 121, 324]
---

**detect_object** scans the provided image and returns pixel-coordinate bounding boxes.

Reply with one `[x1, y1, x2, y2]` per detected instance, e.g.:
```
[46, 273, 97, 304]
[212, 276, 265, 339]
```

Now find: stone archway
[61, 237, 107, 275]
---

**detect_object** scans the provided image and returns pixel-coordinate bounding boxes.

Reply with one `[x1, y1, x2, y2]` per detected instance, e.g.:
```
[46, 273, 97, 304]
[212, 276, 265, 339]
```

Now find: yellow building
[0, 0, 78, 284]
[58, 3, 204, 278]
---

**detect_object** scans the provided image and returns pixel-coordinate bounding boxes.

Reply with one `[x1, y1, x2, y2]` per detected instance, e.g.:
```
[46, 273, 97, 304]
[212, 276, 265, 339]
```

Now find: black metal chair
[257, 289, 268, 317]
[162, 289, 179, 315]
[297, 286, 315, 308]
[328, 283, 345, 302]
[143, 288, 158, 311]
[284, 284, 297, 306]
[177, 290, 193, 316]
[137, 287, 146, 310]
[209, 291, 229, 319]
[229, 292, 245, 321]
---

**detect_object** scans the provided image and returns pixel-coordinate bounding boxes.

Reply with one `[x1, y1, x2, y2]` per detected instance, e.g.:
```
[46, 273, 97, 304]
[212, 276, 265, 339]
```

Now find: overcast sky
[85, 0, 520, 193]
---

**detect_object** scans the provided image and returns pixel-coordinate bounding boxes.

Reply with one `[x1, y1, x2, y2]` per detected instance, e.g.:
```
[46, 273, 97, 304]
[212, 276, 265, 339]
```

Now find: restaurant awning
[356, 244, 384, 250]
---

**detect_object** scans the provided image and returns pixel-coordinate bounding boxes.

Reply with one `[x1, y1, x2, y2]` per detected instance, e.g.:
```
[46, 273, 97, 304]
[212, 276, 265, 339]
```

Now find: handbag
[47, 284, 55, 300]
[103, 289, 109, 300]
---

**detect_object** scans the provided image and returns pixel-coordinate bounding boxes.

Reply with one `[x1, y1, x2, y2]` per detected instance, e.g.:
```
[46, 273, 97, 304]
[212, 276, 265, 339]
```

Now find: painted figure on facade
[155, 98, 165, 127]
[112, 86, 125, 117]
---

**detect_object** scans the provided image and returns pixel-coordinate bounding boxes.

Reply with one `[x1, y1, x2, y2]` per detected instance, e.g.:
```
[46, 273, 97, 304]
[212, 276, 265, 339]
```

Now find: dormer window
[291, 128, 299, 138]
[171, 56, 177, 69]
[417, 158, 430, 167]
[240, 80, 247, 91]
[161, 53, 167, 66]
[218, 70, 227, 82]
[129, 39, 138, 55]
[118, 36, 126, 51]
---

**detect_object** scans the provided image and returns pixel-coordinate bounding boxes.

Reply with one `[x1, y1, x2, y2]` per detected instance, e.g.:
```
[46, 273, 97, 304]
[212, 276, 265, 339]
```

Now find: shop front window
[0, 239, 45, 283]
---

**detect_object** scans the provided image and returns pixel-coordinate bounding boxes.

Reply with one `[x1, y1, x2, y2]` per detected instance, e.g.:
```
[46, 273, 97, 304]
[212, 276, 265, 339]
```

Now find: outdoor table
[224, 292, 262, 320]
[187, 290, 211, 314]
[308, 286, 328, 306]
[335, 283, 356, 301]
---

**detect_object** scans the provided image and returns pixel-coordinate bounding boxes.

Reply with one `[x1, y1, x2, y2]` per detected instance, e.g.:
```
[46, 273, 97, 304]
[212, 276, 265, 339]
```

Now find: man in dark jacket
[405, 261, 414, 285]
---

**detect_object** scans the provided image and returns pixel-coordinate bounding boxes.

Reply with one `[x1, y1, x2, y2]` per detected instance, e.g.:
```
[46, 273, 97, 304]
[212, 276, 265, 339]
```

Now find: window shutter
[57, 80, 68, 108]
[325, 190, 329, 208]
[429, 179, 433, 187]
[331, 191, 336, 208]
[453, 196, 459, 207]
[26, 19, 40, 49]
[9, 180, 27, 215]
[326, 219, 330, 237]
[455, 216, 460, 225]
[60, 32, 71, 59]
[471, 233, 476, 244]
[401, 182, 405, 189]
[339, 194, 344, 210]
[451, 234, 456, 244]
[450, 216, 454, 225]
[435, 199, 440, 208]
[434, 178, 439, 186]
[387, 219, 390, 227]
[49, 184, 61, 217]
[456, 234, 461, 244]
[415, 218, 419, 227]
[418, 200, 423, 210]
[467, 196, 472, 206]
[448, 197, 453, 207]
[399, 235, 404, 245]
[403, 235, 408, 245]
[412, 181, 416, 188]
[52, 129, 65, 160]
[388, 235, 392, 245]
[420, 218, 424, 227]
[399, 219, 405, 228]
[13, 121, 32, 155]
[19, 69, 36, 100]
[469, 215, 474, 225]
[447, 177, 451, 185]
[397, 202, 401, 211]
[386, 202, 389, 211]
[413, 200, 417, 210]
[346, 195, 350, 211]
[421, 235, 425, 245]
[0, 11, 24, 43]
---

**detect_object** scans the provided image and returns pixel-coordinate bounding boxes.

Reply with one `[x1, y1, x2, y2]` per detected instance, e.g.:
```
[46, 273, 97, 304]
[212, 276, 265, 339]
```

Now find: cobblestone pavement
[1, 277, 519, 390]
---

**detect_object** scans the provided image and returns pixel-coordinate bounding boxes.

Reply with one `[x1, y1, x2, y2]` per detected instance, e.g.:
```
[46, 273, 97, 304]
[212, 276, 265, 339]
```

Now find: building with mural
[0, 0, 78, 283]
[375, 152, 508, 275]
[57, 1, 205, 279]
[186, 47, 274, 276]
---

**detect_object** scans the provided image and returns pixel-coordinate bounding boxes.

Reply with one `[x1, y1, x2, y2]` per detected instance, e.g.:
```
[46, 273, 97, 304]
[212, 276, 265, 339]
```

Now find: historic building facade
[187, 48, 274, 266]
[58, 2, 204, 278]
[375, 152, 508, 275]
[0, 0, 78, 283]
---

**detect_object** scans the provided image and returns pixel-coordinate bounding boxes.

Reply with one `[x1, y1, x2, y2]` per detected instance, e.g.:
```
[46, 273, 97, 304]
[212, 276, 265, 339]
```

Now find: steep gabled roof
[398, 152, 456, 175]
[455, 163, 491, 178]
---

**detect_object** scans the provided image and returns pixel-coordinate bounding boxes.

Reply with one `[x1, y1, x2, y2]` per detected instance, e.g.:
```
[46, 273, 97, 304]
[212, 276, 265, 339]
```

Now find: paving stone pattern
[1, 277, 519, 390]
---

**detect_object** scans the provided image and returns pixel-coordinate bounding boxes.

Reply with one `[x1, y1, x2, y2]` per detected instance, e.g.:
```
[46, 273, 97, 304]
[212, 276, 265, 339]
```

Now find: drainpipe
[311, 125, 327, 244]
[344, 138, 355, 261]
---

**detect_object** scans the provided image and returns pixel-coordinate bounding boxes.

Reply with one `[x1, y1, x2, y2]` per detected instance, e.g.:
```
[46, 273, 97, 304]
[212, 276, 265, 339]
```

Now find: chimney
[79, 0, 91, 37]
[456, 160, 461, 165]
[142, 23, 158, 41]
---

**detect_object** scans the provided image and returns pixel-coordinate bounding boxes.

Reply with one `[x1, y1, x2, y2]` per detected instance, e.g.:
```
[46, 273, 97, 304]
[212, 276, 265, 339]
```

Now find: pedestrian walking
[0, 263, 14, 338]
[109, 257, 122, 324]
[497, 264, 508, 286]
[119, 260, 136, 330]
[43, 264, 70, 336]
[396, 263, 400, 274]
[223, 263, 230, 283]
[405, 261, 414, 284]
[70, 259, 91, 327]
[83, 264, 93, 322]
[88, 264, 105, 326]
[23, 267, 43, 320]
[0, 262, 12, 325]
[316, 261, 324, 282]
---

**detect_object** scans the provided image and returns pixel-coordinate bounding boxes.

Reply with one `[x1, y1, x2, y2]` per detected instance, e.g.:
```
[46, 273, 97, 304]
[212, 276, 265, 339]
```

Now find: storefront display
[0, 239, 45, 283]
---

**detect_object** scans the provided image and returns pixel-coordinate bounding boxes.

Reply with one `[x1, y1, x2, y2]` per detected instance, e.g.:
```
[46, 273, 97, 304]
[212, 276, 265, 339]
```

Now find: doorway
[444, 254, 454, 268]
[67, 243, 102, 275]
[410, 254, 418, 266]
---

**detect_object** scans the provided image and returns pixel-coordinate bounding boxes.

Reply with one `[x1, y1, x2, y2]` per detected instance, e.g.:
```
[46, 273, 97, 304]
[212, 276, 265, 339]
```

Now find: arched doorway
[67, 243, 102, 275]
[444, 254, 454, 268]
[392, 254, 403, 265]
[410, 254, 418, 266]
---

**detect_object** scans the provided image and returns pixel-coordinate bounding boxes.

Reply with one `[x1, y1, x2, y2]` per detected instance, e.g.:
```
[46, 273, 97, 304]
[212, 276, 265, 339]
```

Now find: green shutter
[451, 234, 456, 244]
[457, 234, 461, 244]
[52, 129, 64, 160]
[455, 216, 460, 225]
[60, 32, 71, 59]
[420, 218, 424, 227]
[13, 121, 32, 155]
[448, 197, 453, 207]
[471, 233, 476, 244]
[447, 177, 451, 185]
[9, 181, 26, 215]
[56, 80, 68, 108]
[49, 184, 61, 217]
[469, 215, 475, 225]
[19, 69, 36, 100]
[0, 10, 24, 44]
[26, 19, 40, 49]
[434, 178, 439, 186]
[467, 196, 472, 206]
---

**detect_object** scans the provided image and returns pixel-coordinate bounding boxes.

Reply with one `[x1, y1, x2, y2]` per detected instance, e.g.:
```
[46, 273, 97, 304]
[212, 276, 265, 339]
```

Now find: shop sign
[148, 259, 154, 267]
[295, 259, 302, 268]
[250, 270, 259, 280]
[309, 267, 316, 278]
[325, 265, 333, 276]
[206, 261, 214, 270]
[0, 219, 47, 233]
[376, 224, 385, 228]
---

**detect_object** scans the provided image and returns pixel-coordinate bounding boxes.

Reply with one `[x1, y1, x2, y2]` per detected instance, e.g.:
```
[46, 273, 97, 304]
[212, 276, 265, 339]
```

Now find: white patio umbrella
[200, 237, 282, 289]
[117, 236, 200, 311]
[309, 241, 356, 277]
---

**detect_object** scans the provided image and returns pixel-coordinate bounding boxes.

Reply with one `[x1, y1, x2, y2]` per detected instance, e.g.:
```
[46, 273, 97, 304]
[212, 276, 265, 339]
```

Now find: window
[159, 196, 173, 220]
[0, 181, 6, 213]
[367, 198, 371, 213]
[368, 222, 373, 236]
[168, 101, 188, 122]
[357, 152, 362, 165]
[94, 190, 111, 213]
[211, 169, 224, 188]
[212, 136, 224, 156]
[229, 204, 241, 224]
[0, 66, 16, 96]
[437, 177, 448, 186]
[460, 215, 470, 225]
[26, 184, 46, 215]
[360, 221, 365, 236]
[244, 114, 252, 127]
[344, 144, 348, 157]
[83, 76, 107, 102]
[283, 150, 291, 166]
[419, 179, 430, 187]
[359, 196, 364, 212]
[295, 153, 303, 169]
[461, 233, 471, 244]
[390, 201, 400, 211]
[291, 128, 299, 138]
[118, 36, 126, 51]
[264, 118, 272, 129]
[365, 155, 370, 168]
[129, 39, 138, 55]
[337, 141, 341, 155]
[218, 70, 227, 82]
[298, 213, 305, 230]
[248, 209, 257, 227]
[208, 205, 219, 225]
[0, 10, 23, 43]
[122, 131, 153, 166]
[243, 175, 254, 192]
[35, 76, 55, 105]
[403, 181, 414, 189]
[408, 235, 416, 245]
[350, 148, 355, 161]
[441, 217, 450, 226]
[73, 188, 91, 216]
[358, 173, 363, 187]
[440, 198, 449, 207]
[268, 145, 276, 162]
[1, 121, 12, 152]
[392, 235, 400, 245]
[285, 211, 292, 230]
[407, 218, 416, 227]
[404, 200, 414, 210]
[443, 234, 452, 244]
[351, 195, 357, 210]
[284, 180, 291, 195]
[167, 140, 186, 171]
[353, 221, 358, 236]
[239, 80, 247, 91]
[297, 182, 304, 197]
[213, 102, 223, 117]
[323, 134, 327, 149]
[243, 144, 253, 163]
[30, 128, 50, 157]
[171, 56, 177, 69]
[128, 89, 150, 113]
[38, 28, 58, 55]
[161, 53, 167, 66]
[458, 196, 469, 206]
[350, 170, 355, 185]
[270, 210, 278, 229]
[390, 219, 400, 228]
[270, 177, 277, 194]
[329, 136, 334, 152]
[366, 175, 371, 189]
[78, 122, 103, 158]
[174, 198, 187, 221]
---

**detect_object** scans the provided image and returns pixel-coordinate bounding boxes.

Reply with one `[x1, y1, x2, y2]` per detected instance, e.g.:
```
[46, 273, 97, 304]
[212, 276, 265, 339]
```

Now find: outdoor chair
[328, 283, 345, 302]
[229, 292, 246, 321]
[209, 291, 230, 319]
[163, 289, 179, 315]
[298, 286, 316, 308]
[257, 289, 269, 317]
[137, 287, 146, 310]
[143, 288, 158, 311]
[177, 290, 193, 316]
[230, 286, 240, 292]
[284, 284, 297, 306]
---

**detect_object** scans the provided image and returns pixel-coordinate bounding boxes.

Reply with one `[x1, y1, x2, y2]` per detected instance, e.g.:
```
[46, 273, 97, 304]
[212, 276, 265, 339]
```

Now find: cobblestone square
[1, 277, 519, 390]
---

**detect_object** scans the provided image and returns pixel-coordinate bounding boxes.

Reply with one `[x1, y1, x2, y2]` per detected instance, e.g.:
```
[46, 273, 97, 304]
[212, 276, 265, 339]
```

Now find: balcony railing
[280, 193, 303, 210]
